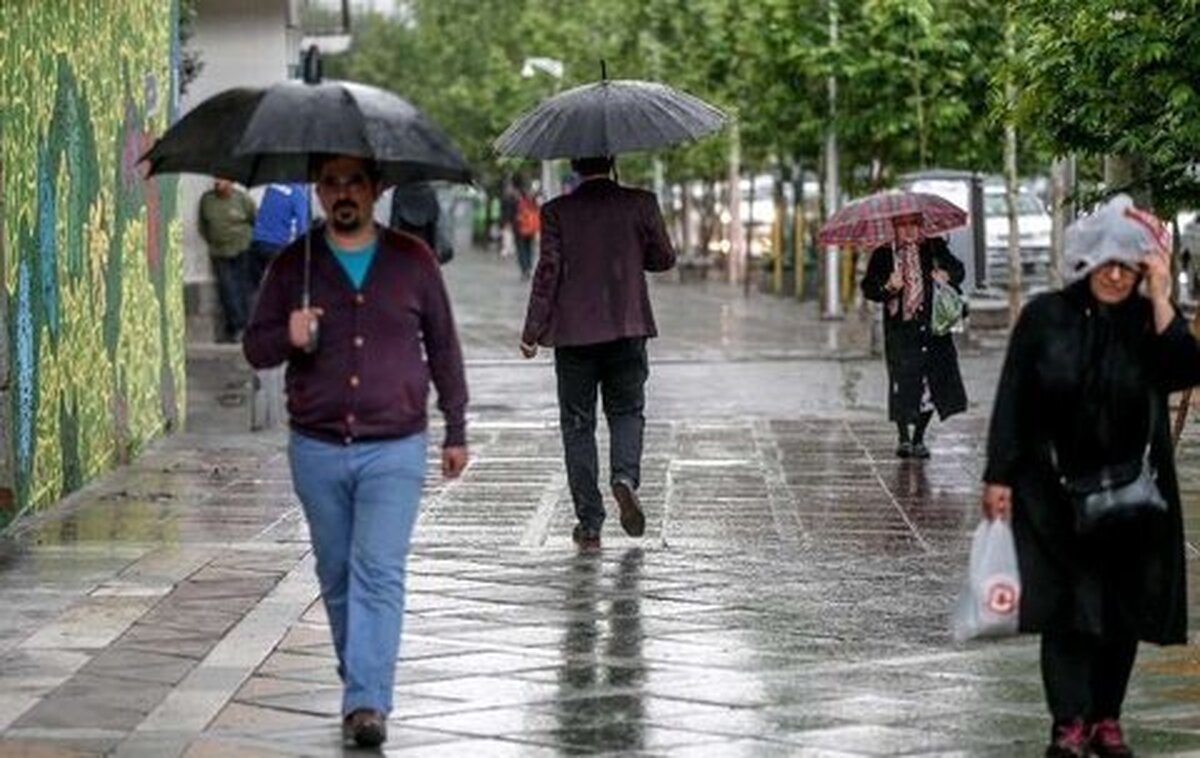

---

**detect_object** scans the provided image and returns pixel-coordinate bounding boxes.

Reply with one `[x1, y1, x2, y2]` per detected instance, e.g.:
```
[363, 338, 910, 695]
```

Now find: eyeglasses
[1099, 261, 1140, 277]
[318, 173, 370, 193]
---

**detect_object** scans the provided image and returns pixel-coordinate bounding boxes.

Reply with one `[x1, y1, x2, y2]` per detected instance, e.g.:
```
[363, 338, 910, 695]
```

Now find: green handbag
[931, 281, 964, 336]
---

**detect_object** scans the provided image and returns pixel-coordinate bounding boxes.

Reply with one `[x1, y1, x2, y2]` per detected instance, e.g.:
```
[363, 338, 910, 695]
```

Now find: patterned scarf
[888, 239, 924, 320]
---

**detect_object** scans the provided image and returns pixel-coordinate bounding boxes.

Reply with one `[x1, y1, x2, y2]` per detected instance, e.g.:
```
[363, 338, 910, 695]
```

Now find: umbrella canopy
[494, 79, 727, 160]
[141, 79, 472, 186]
[818, 191, 968, 248]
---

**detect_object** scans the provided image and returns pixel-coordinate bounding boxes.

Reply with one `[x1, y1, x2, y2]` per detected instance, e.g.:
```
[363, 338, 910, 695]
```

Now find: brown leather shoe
[343, 708, 387, 748]
[612, 478, 645, 537]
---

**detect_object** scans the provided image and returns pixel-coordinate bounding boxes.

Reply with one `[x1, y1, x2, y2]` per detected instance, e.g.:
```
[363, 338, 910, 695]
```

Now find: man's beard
[331, 203, 363, 233]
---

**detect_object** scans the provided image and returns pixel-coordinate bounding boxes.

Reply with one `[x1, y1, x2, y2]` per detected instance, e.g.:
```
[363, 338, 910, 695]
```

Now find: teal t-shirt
[328, 236, 378, 290]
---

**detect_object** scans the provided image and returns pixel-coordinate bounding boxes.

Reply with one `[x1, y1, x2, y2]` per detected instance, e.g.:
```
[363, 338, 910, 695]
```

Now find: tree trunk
[699, 180, 718, 258]
[1004, 15, 1022, 323]
[680, 182, 692, 256]
[773, 171, 785, 295]
[1048, 156, 1074, 290]
[794, 166, 807, 300]
[912, 53, 927, 169]
[728, 117, 744, 286]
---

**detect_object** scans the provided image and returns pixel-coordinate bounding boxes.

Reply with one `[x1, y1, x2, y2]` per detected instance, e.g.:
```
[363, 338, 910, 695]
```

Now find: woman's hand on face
[981, 483, 1012, 521]
[932, 268, 950, 285]
[1141, 250, 1172, 302]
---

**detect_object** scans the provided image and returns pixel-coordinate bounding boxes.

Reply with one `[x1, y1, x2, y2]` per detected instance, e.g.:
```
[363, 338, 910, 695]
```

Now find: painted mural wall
[0, 2, 185, 527]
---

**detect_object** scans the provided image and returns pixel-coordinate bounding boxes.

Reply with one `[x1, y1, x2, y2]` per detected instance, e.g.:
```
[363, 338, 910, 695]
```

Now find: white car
[984, 186, 1053, 291]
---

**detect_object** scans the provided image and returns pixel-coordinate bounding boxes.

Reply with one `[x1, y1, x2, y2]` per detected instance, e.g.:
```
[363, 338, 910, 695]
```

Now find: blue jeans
[288, 432, 427, 715]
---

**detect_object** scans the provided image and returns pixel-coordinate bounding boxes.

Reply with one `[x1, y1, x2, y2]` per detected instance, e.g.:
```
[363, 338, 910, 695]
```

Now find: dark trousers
[1041, 629, 1139, 722]
[554, 338, 649, 534]
[516, 235, 535, 277]
[212, 254, 248, 339]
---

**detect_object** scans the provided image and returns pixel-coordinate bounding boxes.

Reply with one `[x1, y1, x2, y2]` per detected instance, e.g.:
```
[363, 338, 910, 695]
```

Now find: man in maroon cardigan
[520, 155, 677, 550]
[243, 155, 468, 748]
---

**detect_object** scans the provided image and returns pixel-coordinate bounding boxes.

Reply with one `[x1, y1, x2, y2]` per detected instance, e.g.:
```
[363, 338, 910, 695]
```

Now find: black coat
[861, 238, 968, 423]
[984, 282, 1200, 643]
[390, 183, 452, 264]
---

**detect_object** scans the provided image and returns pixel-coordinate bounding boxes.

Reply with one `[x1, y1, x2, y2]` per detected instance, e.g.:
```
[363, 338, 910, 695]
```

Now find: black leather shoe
[612, 477, 645, 537]
[912, 442, 930, 459]
[572, 524, 601, 551]
[343, 708, 387, 748]
[896, 442, 913, 458]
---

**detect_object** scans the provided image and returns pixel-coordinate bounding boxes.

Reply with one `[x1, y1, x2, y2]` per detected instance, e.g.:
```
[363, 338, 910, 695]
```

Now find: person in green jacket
[199, 178, 256, 341]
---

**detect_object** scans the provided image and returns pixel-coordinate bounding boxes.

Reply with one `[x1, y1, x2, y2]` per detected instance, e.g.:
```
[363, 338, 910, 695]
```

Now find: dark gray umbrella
[494, 79, 727, 160]
[141, 79, 472, 186]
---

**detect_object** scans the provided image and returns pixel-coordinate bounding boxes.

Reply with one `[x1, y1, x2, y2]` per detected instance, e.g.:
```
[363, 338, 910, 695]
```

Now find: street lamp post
[521, 57, 565, 201]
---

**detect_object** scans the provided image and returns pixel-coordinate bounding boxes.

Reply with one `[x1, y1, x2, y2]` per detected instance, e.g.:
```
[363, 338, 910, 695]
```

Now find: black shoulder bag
[1051, 395, 1168, 534]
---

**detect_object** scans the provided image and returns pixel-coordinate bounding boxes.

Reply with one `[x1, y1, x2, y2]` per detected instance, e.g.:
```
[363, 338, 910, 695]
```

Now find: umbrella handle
[301, 183, 319, 353]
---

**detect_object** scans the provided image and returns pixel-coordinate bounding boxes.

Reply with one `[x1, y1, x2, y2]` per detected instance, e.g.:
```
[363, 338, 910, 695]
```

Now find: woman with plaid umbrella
[860, 212, 968, 458]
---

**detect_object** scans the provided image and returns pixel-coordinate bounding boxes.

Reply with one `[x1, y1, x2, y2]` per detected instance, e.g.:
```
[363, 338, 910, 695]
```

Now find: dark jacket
[521, 178, 676, 347]
[243, 224, 467, 448]
[390, 183, 452, 264]
[984, 282, 1200, 643]
[861, 237, 968, 422]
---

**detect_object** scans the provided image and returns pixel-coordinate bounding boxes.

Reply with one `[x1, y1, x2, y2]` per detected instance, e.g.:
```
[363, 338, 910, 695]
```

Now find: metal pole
[823, 0, 842, 318]
[745, 174, 755, 296]
[728, 116, 744, 285]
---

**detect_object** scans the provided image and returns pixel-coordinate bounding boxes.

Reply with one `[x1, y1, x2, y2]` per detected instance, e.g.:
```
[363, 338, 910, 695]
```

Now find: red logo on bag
[985, 579, 1018, 616]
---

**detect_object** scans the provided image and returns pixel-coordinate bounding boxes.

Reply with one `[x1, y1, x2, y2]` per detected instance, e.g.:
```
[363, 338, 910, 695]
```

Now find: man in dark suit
[519, 155, 677, 549]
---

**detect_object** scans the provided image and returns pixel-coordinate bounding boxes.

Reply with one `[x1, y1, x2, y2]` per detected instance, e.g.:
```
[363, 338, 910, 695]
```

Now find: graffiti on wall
[0, 1, 185, 526]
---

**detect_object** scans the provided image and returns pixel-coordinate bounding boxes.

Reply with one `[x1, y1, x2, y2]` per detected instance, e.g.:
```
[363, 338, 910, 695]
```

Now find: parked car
[983, 183, 1053, 292]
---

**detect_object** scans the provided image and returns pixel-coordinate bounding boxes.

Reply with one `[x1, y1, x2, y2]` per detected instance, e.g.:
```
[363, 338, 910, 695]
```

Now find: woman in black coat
[981, 198, 1200, 757]
[861, 214, 968, 458]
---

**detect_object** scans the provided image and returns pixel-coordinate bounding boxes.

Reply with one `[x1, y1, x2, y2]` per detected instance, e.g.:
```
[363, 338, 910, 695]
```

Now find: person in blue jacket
[247, 182, 310, 309]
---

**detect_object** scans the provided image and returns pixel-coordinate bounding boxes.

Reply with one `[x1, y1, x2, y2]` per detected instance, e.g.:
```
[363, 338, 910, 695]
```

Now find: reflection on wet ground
[0, 252, 1198, 755]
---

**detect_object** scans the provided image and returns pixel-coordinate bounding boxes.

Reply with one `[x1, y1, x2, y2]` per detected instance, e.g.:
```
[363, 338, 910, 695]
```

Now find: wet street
[2, 251, 1200, 757]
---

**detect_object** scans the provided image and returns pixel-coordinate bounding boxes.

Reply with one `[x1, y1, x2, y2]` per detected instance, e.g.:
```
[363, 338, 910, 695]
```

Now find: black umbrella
[141, 79, 472, 186]
[495, 74, 727, 160]
[142, 60, 471, 351]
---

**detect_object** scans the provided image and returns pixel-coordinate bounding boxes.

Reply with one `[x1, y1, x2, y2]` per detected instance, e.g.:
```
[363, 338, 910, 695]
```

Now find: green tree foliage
[331, 0, 1162, 200]
[1012, 0, 1200, 213]
[836, 0, 1009, 190]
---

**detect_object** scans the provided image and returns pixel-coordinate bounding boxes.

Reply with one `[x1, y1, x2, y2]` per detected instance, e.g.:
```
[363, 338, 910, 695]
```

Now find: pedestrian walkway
[2, 250, 1199, 756]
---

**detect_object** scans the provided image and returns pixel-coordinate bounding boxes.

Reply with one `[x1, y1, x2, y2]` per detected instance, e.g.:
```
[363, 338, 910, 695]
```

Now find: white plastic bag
[500, 226, 515, 257]
[951, 519, 1021, 641]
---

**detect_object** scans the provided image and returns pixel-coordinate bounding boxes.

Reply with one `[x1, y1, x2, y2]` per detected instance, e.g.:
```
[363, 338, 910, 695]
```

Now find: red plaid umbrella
[818, 191, 967, 248]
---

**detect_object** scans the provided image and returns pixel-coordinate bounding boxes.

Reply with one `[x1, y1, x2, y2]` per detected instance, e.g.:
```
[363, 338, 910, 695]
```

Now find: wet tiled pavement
[2, 252, 1200, 756]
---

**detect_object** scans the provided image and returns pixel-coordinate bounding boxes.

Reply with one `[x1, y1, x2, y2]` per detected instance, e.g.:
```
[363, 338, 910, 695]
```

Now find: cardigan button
[354, 335, 365, 348]
[355, 293, 366, 305]
[346, 413, 356, 424]
[349, 375, 360, 388]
